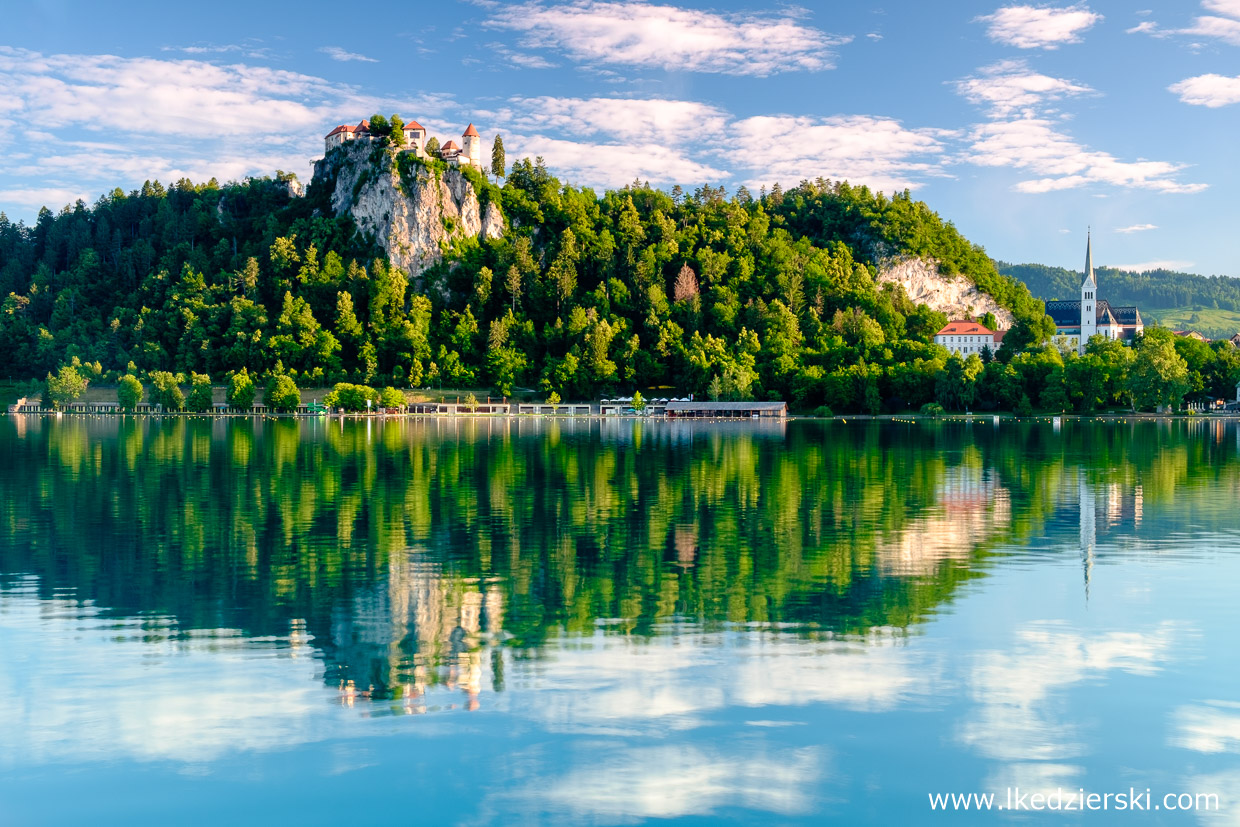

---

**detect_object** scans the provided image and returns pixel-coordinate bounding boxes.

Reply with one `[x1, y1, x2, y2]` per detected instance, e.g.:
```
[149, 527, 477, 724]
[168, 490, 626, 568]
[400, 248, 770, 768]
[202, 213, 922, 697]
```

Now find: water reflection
[4, 417, 1240, 822]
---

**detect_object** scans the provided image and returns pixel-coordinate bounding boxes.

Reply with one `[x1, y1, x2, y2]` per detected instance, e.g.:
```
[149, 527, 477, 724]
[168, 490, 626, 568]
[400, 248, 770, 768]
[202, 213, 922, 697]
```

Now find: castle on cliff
[324, 120, 482, 167]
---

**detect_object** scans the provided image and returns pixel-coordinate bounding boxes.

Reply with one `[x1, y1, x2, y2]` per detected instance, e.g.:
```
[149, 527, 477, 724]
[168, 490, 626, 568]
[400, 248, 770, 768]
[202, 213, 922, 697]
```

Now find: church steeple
[1083, 228, 1097, 289]
[1080, 228, 1097, 354]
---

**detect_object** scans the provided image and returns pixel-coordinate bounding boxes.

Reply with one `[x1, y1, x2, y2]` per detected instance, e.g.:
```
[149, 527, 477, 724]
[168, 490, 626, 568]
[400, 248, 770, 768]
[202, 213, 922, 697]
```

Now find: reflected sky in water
[2, 417, 1240, 824]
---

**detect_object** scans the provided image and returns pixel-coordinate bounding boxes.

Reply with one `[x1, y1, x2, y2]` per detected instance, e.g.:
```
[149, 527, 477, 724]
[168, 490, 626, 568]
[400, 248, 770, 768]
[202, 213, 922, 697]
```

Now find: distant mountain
[998, 261, 1240, 314]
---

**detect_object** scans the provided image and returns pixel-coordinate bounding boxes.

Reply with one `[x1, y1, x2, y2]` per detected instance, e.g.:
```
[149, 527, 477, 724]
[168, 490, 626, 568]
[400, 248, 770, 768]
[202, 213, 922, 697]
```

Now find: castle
[1045, 233, 1144, 356]
[324, 119, 483, 167]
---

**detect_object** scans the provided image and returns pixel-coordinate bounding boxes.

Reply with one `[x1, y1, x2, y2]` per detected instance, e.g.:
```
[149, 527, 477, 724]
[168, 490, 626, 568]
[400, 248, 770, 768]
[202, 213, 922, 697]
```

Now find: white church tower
[1080, 230, 1097, 354]
[462, 123, 481, 168]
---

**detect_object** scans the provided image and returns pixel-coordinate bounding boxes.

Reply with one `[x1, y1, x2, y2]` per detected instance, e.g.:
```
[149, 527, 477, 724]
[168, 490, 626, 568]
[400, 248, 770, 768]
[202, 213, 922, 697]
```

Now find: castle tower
[462, 123, 481, 167]
[1080, 230, 1097, 354]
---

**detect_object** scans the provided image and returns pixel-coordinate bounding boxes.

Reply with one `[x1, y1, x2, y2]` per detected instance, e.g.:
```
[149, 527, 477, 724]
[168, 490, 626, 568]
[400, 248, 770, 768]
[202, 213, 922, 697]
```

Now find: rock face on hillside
[878, 257, 1014, 329]
[312, 141, 504, 277]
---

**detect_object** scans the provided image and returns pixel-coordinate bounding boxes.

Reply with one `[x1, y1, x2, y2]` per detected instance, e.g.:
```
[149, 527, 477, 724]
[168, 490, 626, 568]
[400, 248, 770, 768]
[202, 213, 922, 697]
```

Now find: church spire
[1083, 228, 1097, 288]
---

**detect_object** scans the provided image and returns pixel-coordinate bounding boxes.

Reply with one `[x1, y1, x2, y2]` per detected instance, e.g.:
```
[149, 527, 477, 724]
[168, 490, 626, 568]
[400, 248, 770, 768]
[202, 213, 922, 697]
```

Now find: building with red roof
[934, 321, 998, 357]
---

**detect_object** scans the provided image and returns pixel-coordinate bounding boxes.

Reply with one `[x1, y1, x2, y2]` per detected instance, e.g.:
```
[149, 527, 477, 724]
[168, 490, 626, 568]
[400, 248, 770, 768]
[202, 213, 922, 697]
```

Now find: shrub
[117, 374, 144, 410]
[1015, 394, 1034, 417]
[920, 402, 945, 418]
[813, 405, 834, 418]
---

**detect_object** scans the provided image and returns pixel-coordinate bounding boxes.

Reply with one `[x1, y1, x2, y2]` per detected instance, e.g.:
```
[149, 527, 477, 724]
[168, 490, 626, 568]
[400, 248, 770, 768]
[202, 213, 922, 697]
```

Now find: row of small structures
[7, 398, 790, 418]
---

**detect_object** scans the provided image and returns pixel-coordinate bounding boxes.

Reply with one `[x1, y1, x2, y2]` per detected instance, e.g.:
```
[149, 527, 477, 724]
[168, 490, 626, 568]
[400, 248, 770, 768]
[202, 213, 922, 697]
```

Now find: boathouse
[665, 401, 788, 419]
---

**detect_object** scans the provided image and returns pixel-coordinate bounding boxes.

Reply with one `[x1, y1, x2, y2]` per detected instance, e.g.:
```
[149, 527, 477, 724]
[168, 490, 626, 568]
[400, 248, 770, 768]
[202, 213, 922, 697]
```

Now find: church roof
[936, 321, 995, 336]
[1045, 300, 1081, 327]
[462, 123, 479, 137]
[1101, 302, 1142, 326]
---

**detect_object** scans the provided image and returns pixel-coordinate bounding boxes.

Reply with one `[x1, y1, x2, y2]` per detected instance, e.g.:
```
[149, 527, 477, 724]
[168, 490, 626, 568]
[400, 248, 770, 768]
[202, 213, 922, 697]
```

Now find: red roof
[462, 123, 479, 137]
[403, 120, 425, 131]
[440, 140, 460, 151]
[325, 124, 353, 137]
[936, 321, 995, 336]
[354, 119, 370, 133]
[992, 330, 1006, 344]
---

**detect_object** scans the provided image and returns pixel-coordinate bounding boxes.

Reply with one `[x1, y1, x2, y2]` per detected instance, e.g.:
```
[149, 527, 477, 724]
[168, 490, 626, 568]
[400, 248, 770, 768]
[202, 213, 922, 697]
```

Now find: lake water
[2, 415, 1239, 825]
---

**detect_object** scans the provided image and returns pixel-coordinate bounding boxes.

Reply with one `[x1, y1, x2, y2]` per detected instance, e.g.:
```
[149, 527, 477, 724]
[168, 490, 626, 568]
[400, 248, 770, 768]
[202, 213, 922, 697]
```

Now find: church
[1045, 233, 1144, 356]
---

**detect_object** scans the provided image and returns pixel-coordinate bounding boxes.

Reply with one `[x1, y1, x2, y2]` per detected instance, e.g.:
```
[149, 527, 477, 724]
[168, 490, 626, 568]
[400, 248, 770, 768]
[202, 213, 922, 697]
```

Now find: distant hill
[998, 261, 1240, 338]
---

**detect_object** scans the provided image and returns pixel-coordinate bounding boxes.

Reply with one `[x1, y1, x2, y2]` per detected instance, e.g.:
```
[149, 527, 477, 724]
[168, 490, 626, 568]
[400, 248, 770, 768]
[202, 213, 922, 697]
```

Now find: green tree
[426, 136, 440, 156]
[117, 374, 144, 410]
[1128, 329, 1191, 411]
[227, 369, 257, 410]
[491, 134, 505, 181]
[266, 374, 301, 412]
[389, 114, 405, 147]
[186, 372, 214, 412]
[380, 386, 406, 409]
[324, 382, 376, 412]
[631, 390, 645, 412]
[464, 392, 478, 411]
[46, 365, 88, 409]
[149, 371, 184, 410]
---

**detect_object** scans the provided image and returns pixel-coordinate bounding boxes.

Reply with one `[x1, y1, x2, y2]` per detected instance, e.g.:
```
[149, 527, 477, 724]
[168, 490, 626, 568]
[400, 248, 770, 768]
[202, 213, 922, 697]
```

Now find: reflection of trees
[1, 417, 1236, 674]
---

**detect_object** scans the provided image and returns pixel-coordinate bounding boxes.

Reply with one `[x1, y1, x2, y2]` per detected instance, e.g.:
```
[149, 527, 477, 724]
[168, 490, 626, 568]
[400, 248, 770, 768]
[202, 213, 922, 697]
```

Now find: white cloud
[953, 59, 1093, 117]
[1115, 223, 1157, 233]
[977, 4, 1103, 49]
[319, 46, 379, 63]
[964, 118, 1206, 193]
[1125, 20, 1160, 34]
[505, 134, 728, 189]
[1170, 73, 1240, 107]
[0, 186, 93, 213]
[499, 96, 729, 144]
[1204, 0, 1240, 15]
[0, 47, 455, 217]
[1181, 14, 1240, 44]
[730, 114, 948, 193]
[485, 0, 852, 76]
[1111, 259, 1194, 271]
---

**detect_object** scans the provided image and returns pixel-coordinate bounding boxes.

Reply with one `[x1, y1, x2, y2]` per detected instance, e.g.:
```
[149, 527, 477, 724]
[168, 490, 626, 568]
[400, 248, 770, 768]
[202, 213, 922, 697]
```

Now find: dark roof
[1046, 299, 1143, 328]
[666, 401, 787, 412]
[1045, 300, 1080, 327]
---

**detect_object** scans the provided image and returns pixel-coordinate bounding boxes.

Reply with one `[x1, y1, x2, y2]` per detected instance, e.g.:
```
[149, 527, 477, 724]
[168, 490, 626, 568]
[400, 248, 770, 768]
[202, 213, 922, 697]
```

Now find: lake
[1, 415, 1238, 824]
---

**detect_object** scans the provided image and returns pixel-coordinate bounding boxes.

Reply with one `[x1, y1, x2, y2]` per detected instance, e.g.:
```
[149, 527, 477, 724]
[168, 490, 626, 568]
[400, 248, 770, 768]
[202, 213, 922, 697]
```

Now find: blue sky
[2, 0, 1239, 276]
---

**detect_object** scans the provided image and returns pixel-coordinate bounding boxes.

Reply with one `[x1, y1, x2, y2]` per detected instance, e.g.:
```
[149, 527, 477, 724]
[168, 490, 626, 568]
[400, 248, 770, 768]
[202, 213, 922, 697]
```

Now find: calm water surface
[2, 416, 1239, 825]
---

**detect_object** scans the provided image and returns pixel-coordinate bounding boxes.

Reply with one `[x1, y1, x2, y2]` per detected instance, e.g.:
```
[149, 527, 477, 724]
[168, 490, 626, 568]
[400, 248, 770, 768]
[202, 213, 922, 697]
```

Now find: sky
[1, 0, 1238, 276]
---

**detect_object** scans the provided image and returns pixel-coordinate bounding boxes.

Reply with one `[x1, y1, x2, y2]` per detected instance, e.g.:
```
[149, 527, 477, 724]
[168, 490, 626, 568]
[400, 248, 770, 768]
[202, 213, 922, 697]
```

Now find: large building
[1045, 233, 1143, 355]
[934, 321, 999, 357]
[323, 120, 482, 168]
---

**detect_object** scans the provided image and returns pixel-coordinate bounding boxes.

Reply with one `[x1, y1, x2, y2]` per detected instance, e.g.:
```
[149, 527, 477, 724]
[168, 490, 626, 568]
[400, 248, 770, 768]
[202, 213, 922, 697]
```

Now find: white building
[935, 321, 999, 357]
[1046, 233, 1143, 355]
[325, 119, 484, 169]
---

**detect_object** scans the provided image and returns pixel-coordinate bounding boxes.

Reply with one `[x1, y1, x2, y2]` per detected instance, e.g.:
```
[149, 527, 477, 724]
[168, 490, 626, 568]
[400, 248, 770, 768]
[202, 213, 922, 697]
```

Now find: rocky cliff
[312, 141, 504, 277]
[878, 257, 1015, 328]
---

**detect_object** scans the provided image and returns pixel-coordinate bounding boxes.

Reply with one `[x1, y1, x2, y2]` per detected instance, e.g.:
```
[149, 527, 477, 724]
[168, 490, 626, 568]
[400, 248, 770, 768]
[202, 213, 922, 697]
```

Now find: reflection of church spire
[1079, 471, 1096, 603]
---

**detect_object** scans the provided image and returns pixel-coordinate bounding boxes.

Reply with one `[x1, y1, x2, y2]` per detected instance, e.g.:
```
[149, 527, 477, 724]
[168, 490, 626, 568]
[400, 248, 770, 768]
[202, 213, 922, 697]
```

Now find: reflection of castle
[321, 555, 504, 712]
[878, 466, 1012, 575]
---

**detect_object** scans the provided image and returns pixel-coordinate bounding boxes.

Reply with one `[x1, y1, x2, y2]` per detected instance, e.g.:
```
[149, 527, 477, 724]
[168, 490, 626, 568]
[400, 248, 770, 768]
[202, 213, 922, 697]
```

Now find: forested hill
[999, 261, 1240, 314]
[0, 148, 1044, 410]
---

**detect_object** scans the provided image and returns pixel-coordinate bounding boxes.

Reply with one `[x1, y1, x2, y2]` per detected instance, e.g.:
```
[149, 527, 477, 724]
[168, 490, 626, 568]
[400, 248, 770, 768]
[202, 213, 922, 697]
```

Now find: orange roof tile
[403, 120, 425, 131]
[462, 123, 479, 137]
[936, 321, 996, 336]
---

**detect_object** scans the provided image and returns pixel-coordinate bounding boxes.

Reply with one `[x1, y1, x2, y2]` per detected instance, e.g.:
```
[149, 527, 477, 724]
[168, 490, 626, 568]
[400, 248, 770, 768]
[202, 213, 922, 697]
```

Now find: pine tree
[491, 135, 505, 181]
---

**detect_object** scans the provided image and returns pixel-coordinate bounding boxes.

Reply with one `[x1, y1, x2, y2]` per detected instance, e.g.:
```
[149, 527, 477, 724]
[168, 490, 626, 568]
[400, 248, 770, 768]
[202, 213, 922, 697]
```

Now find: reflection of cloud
[960, 622, 1180, 765]
[1173, 701, 1240, 753]
[0, 590, 328, 766]
[534, 744, 821, 821]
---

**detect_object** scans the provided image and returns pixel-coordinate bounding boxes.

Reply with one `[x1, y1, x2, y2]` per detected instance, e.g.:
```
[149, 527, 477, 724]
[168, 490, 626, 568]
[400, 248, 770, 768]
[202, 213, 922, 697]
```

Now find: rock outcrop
[878, 257, 1014, 328]
[312, 141, 504, 277]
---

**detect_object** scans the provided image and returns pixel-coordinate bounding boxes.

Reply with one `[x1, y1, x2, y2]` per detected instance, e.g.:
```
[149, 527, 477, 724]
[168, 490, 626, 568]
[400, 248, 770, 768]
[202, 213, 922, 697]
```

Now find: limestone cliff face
[313, 141, 504, 277]
[878, 257, 1014, 328]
